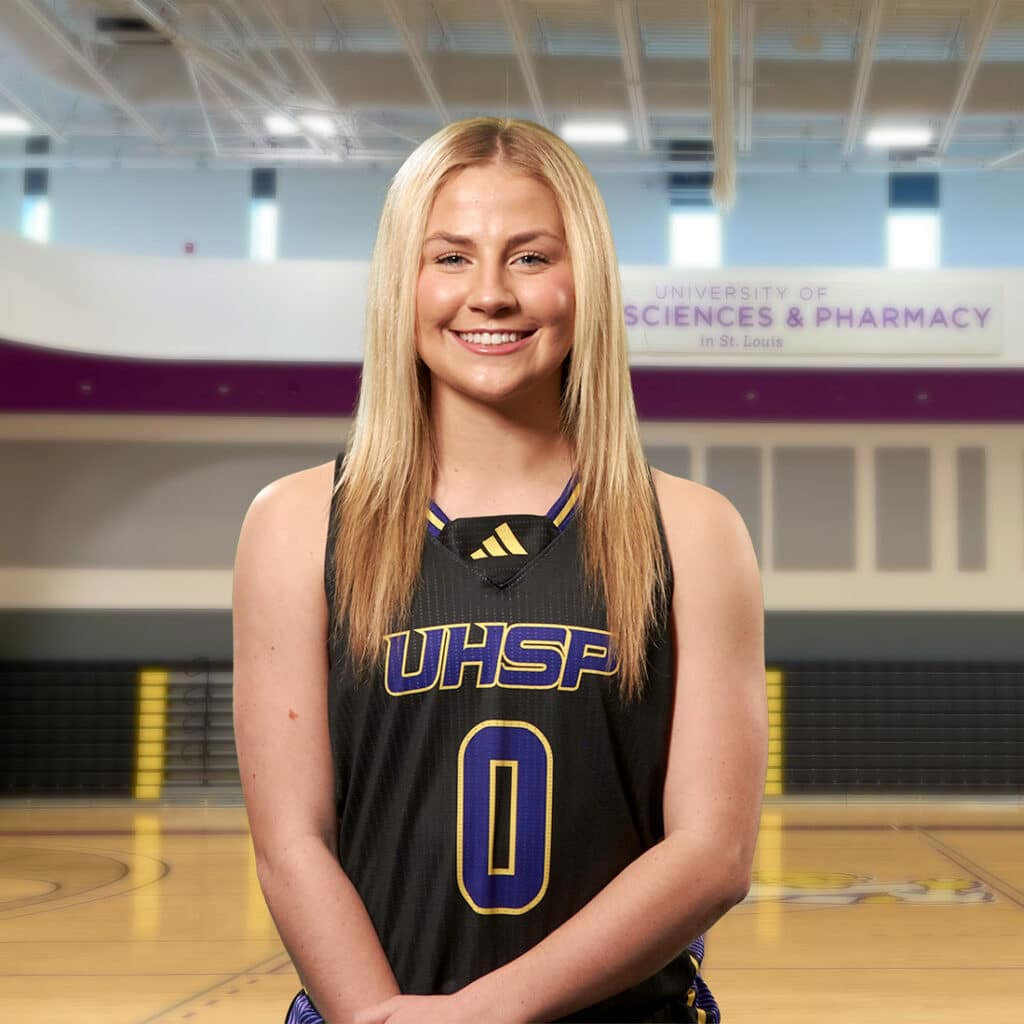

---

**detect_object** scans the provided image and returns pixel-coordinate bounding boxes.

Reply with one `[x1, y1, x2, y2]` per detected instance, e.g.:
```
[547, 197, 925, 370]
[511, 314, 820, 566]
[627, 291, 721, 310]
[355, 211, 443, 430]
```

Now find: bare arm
[233, 463, 401, 1023]
[451, 475, 768, 1022]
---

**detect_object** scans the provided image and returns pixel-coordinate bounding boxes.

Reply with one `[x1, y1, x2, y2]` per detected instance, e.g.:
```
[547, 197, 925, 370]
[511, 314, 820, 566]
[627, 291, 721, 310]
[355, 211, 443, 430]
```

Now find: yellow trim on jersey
[383, 625, 448, 696]
[426, 508, 446, 531]
[487, 759, 518, 876]
[483, 535, 506, 556]
[497, 623, 570, 690]
[495, 522, 528, 554]
[470, 522, 528, 560]
[438, 622, 506, 690]
[457, 720, 553, 916]
[551, 483, 580, 527]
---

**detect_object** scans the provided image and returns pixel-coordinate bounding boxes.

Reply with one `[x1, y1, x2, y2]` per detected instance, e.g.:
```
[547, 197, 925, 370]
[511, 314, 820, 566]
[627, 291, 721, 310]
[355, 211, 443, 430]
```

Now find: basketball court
[2, 799, 1021, 1023]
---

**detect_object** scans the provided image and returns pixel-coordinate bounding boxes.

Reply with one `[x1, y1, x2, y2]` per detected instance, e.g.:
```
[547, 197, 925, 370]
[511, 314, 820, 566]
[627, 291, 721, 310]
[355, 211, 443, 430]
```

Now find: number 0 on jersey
[457, 720, 553, 915]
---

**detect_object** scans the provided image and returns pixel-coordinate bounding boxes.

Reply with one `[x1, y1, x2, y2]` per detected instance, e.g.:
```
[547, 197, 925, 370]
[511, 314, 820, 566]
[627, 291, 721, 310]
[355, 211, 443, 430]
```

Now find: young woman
[233, 117, 767, 1024]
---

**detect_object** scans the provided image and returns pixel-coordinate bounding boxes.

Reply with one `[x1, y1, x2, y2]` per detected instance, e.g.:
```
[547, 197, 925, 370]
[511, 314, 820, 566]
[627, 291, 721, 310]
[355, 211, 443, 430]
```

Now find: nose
[466, 260, 517, 317]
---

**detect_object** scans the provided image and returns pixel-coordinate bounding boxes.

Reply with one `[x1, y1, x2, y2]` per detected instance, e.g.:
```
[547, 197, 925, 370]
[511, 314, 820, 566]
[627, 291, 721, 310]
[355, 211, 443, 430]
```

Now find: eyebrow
[422, 229, 564, 249]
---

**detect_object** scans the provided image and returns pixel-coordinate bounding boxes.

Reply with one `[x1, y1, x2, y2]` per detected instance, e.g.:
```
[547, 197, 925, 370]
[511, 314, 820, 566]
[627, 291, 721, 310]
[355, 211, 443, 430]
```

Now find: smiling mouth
[451, 329, 536, 347]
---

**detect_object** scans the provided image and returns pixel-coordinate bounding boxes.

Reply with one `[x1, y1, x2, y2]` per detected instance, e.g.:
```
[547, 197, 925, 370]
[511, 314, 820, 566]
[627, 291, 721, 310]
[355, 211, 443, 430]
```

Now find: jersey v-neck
[424, 474, 580, 587]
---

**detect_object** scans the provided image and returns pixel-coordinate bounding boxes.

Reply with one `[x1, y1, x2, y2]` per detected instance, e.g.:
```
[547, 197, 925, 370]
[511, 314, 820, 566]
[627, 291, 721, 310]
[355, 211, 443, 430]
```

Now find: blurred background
[0, 2, 1021, 1021]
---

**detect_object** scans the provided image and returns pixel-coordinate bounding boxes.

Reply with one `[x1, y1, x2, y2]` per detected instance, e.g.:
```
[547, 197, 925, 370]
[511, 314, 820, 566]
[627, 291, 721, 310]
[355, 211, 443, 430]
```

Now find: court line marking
[704, 966, 1024, 971]
[0, 845, 170, 920]
[0, 972, 263, 978]
[919, 829, 1024, 910]
[7, 825, 1024, 838]
[135, 950, 291, 1024]
[777, 824, 1024, 831]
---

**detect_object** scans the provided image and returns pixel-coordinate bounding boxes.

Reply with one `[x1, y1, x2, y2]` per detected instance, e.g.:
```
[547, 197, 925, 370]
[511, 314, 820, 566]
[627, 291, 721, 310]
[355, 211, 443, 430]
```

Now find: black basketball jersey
[324, 456, 719, 1023]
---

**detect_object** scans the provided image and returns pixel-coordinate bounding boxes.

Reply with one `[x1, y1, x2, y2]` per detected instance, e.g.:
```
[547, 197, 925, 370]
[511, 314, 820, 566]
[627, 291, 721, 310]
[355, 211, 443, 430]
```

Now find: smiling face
[415, 161, 575, 408]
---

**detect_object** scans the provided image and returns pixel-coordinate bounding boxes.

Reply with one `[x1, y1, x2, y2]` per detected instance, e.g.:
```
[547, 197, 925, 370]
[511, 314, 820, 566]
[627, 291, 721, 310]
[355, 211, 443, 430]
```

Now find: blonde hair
[333, 116, 668, 702]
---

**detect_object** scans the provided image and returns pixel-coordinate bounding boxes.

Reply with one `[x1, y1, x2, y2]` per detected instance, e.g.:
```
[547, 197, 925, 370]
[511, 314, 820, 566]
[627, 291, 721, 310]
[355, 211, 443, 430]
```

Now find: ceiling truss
[0, 0, 1022, 174]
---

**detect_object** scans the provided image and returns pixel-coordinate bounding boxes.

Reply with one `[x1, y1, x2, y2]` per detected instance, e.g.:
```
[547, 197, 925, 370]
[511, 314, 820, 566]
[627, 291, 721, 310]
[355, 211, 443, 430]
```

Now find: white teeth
[455, 331, 529, 346]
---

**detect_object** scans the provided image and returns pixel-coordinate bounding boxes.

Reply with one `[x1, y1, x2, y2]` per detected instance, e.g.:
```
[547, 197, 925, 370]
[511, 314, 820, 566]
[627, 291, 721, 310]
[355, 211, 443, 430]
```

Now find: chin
[460, 381, 526, 406]
[435, 372, 536, 406]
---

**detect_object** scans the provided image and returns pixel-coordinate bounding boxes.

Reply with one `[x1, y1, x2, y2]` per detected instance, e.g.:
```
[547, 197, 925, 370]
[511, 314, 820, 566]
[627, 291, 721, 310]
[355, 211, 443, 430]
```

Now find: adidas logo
[470, 522, 528, 560]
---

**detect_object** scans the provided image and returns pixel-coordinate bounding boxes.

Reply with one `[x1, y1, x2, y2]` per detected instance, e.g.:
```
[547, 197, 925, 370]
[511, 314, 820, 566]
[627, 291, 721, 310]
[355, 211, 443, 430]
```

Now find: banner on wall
[621, 270, 1003, 357]
[0, 233, 1011, 363]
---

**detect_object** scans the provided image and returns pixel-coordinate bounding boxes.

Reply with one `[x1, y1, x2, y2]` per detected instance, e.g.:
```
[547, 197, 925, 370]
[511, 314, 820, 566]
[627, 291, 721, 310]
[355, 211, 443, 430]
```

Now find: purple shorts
[283, 988, 719, 1023]
[284, 990, 323, 1024]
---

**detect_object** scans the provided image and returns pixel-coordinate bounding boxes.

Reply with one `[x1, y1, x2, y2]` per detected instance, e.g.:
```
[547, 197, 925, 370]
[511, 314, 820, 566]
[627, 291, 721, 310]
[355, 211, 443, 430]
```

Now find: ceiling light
[560, 121, 629, 145]
[0, 114, 33, 135]
[300, 114, 337, 138]
[264, 113, 300, 136]
[866, 126, 933, 148]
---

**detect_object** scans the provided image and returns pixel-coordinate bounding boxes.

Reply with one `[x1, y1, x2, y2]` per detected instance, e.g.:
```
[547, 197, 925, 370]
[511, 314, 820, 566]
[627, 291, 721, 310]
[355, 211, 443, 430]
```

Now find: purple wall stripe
[2, 337, 1022, 421]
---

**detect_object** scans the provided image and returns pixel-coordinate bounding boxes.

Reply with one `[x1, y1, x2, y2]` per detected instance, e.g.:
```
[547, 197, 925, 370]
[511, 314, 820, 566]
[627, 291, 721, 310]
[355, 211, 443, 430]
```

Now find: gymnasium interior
[1, 1, 1022, 1021]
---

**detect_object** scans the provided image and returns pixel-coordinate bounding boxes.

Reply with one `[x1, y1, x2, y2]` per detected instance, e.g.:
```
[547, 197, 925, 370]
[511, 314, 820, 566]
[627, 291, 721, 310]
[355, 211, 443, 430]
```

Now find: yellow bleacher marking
[134, 669, 169, 800]
[765, 669, 784, 796]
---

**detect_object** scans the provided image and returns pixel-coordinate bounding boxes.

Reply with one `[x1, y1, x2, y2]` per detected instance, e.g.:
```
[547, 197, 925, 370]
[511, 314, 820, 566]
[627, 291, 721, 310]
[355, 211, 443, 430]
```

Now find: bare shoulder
[234, 459, 337, 601]
[233, 460, 340, 853]
[649, 467, 762, 583]
[650, 466, 721, 519]
[248, 458, 336, 522]
[241, 460, 336, 551]
[650, 467, 743, 543]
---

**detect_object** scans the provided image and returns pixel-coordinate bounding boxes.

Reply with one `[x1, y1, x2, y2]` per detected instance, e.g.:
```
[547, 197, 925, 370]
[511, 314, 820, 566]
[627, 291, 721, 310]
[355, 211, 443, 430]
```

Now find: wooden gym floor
[1, 798, 1021, 1023]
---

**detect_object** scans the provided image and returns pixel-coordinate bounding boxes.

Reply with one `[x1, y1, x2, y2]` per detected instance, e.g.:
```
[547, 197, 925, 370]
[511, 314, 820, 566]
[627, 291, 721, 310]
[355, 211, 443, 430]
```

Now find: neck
[428, 379, 575, 512]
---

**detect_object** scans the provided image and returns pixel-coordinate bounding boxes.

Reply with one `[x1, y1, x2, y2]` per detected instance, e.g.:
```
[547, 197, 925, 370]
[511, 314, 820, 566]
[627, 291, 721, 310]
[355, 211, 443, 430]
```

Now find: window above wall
[249, 168, 278, 262]
[670, 209, 722, 268]
[887, 172, 940, 269]
[21, 156, 50, 244]
[668, 167, 722, 268]
[887, 212, 940, 269]
[21, 195, 50, 244]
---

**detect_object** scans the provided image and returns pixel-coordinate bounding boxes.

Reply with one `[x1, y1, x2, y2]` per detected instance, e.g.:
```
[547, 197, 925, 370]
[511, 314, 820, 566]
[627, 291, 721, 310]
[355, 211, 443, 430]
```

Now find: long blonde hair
[333, 117, 668, 702]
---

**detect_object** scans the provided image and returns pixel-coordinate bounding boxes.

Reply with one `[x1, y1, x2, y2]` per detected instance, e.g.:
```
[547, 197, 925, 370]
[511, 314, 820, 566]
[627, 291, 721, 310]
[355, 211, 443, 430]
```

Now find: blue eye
[516, 252, 549, 266]
[437, 253, 466, 265]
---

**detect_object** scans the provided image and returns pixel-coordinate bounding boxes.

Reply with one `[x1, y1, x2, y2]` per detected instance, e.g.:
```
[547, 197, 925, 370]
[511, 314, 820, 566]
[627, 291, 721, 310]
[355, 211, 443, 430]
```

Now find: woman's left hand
[353, 992, 523, 1024]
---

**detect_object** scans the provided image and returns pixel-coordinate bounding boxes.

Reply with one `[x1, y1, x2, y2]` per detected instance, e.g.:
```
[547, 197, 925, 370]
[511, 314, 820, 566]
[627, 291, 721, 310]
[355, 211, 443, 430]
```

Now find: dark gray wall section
[706, 447, 763, 562]
[773, 447, 855, 569]
[957, 447, 986, 571]
[4, 610, 1024, 662]
[0, 441, 339, 568]
[645, 445, 692, 481]
[876, 447, 931, 570]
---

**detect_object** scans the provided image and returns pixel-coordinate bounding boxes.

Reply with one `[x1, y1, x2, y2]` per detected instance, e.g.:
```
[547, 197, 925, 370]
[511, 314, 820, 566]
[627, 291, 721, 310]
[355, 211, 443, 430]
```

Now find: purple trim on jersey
[546, 473, 580, 532]
[427, 474, 579, 535]
[426, 500, 449, 538]
[285, 985, 718, 1024]
[692, 975, 722, 1022]
[284, 991, 324, 1024]
[688, 933, 706, 965]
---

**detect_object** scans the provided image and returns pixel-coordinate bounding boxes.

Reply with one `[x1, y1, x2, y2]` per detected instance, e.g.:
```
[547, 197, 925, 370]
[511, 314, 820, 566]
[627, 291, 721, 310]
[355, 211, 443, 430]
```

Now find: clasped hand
[354, 992, 526, 1023]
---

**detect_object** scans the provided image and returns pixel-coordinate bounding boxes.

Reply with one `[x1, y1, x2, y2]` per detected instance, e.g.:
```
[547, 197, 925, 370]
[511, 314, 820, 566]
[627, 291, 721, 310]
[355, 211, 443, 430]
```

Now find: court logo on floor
[741, 870, 993, 907]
